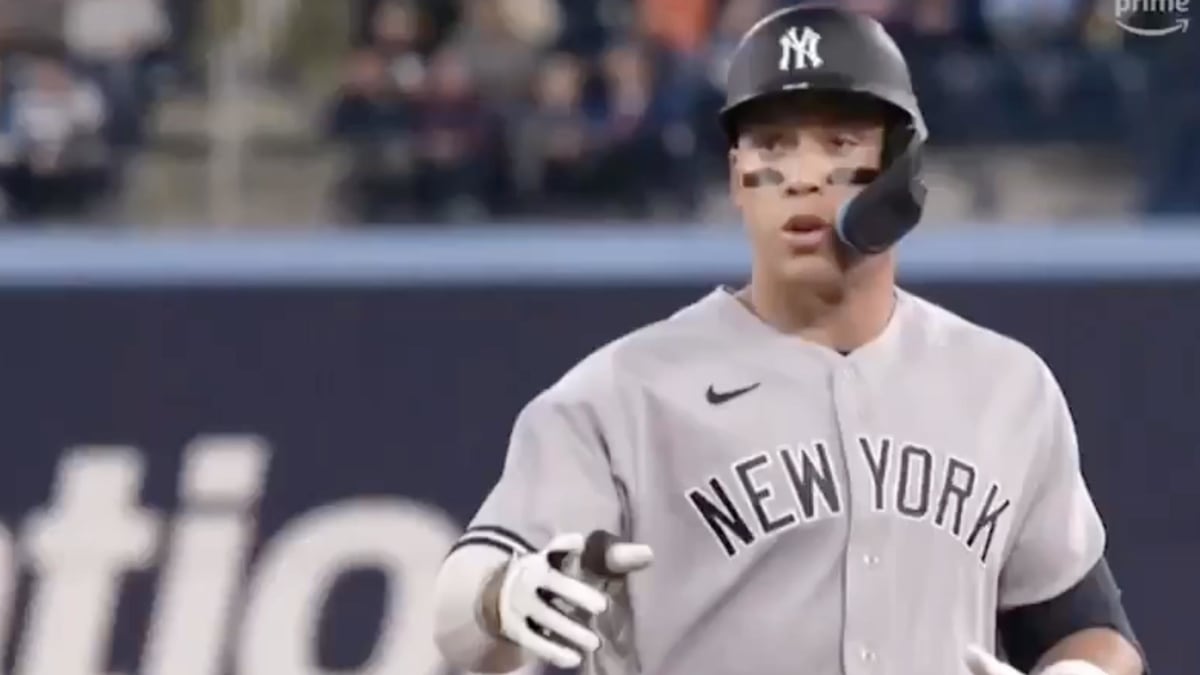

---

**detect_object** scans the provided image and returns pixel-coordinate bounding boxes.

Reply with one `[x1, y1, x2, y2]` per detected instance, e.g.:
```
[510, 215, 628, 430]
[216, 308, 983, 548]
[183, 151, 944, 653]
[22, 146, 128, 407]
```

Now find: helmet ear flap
[835, 130, 927, 255]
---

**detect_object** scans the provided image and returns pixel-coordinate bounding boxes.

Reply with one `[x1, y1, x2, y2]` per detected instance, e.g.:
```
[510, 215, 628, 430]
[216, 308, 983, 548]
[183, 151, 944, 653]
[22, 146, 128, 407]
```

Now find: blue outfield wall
[0, 225, 1193, 675]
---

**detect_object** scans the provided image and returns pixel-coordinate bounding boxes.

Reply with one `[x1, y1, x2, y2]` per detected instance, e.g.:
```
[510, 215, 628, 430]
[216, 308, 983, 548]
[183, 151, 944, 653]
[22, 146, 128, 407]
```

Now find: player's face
[729, 95, 888, 287]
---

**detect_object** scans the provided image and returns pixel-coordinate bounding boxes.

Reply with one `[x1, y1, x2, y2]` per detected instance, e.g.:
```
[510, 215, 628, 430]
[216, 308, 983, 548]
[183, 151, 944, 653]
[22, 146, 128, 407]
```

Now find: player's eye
[829, 133, 861, 152]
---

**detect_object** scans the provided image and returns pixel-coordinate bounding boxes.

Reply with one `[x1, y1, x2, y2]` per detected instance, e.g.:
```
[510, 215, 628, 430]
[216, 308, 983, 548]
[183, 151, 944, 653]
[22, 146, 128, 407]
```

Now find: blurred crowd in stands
[0, 0, 192, 222]
[326, 0, 1198, 224]
[0, 0, 1194, 226]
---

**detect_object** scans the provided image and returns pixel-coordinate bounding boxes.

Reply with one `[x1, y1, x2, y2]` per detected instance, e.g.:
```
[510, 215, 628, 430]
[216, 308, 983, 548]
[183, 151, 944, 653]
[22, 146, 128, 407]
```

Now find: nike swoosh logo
[706, 382, 761, 405]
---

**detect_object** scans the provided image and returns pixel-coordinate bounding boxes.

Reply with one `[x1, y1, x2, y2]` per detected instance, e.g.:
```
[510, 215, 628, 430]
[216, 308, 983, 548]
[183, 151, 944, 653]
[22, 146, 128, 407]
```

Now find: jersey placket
[831, 358, 892, 675]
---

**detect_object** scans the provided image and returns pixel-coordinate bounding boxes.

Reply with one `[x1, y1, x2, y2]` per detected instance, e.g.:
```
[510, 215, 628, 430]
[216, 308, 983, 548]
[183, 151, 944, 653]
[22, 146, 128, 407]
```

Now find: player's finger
[606, 542, 654, 574]
[527, 601, 601, 653]
[542, 570, 609, 615]
[515, 624, 585, 669]
[965, 645, 1022, 675]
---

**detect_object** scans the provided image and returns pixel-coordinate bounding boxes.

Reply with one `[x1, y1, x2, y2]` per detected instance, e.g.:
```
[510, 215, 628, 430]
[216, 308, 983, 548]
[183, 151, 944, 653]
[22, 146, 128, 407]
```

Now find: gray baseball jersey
[457, 286, 1105, 675]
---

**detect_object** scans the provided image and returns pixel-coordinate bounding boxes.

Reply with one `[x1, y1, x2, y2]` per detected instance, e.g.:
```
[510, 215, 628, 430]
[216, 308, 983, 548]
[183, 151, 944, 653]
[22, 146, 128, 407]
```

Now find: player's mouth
[780, 215, 830, 251]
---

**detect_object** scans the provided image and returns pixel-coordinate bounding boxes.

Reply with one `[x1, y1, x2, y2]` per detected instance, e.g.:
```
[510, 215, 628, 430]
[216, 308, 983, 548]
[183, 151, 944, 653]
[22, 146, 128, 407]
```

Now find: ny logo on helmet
[778, 26, 823, 71]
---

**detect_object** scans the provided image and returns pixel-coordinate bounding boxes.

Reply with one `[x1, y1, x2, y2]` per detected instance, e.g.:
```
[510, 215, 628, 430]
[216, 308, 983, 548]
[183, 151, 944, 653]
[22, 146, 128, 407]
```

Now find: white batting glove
[494, 532, 653, 669]
[965, 645, 1110, 675]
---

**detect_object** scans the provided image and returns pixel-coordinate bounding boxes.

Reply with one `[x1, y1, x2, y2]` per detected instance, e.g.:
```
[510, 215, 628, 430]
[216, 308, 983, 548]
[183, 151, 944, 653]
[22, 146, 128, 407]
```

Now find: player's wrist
[477, 562, 509, 639]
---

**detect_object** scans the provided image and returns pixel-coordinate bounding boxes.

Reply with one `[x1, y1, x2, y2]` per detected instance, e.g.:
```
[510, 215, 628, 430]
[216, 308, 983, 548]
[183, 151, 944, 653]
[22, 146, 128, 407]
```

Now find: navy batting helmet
[718, 4, 928, 255]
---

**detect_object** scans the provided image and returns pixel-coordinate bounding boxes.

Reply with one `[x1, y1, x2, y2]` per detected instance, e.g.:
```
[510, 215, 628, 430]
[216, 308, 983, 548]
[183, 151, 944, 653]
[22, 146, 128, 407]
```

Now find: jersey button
[863, 553, 880, 566]
[860, 647, 877, 663]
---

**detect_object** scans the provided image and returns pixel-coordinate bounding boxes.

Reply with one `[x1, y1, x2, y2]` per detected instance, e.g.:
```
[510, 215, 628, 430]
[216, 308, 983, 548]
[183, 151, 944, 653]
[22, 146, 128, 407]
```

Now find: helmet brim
[718, 80, 927, 145]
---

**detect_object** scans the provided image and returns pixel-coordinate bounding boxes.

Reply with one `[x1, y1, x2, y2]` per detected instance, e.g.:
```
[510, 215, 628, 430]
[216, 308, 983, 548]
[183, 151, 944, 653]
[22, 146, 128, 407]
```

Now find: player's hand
[487, 532, 653, 669]
[965, 645, 1110, 675]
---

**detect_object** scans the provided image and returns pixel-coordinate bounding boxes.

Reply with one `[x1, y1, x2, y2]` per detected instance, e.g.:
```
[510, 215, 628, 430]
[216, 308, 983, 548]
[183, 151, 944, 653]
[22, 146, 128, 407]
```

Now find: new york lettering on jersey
[685, 435, 1011, 565]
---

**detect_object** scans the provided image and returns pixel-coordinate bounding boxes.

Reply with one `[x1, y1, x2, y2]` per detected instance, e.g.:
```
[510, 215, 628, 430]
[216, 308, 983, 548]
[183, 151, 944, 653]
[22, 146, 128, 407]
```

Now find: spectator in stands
[595, 41, 696, 217]
[513, 52, 599, 217]
[326, 48, 420, 224]
[982, 0, 1082, 77]
[370, 0, 429, 94]
[357, 0, 455, 51]
[441, 0, 545, 111]
[327, 1, 439, 224]
[411, 48, 495, 221]
[0, 53, 110, 221]
[63, 0, 170, 148]
[553, 0, 616, 57]
[327, 49, 416, 141]
[494, 0, 561, 50]
[11, 55, 107, 161]
[980, 0, 1130, 142]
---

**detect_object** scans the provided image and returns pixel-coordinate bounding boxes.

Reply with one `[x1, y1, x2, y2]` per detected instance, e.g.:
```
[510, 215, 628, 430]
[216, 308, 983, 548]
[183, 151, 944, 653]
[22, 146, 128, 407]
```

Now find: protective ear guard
[834, 121, 927, 255]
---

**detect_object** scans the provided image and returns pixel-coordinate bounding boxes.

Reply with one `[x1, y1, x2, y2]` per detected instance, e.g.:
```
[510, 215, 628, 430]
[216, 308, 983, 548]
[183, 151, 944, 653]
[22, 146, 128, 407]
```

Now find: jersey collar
[706, 284, 911, 370]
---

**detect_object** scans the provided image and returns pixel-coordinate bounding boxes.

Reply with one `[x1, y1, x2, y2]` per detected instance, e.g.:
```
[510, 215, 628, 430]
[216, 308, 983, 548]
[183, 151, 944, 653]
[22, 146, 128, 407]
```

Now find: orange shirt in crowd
[638, 0, 716, 53]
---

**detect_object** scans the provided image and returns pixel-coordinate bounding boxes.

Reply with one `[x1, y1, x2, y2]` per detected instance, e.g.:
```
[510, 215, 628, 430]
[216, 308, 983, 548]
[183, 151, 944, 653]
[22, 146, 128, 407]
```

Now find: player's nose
[783, 177, 821, 197]
[778, 154, 833, 196]
[781, 169, 825, 197]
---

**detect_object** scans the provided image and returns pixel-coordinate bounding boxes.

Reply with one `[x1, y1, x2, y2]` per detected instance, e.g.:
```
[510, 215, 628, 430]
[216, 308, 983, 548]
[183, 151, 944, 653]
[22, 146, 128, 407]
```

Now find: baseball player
[433, 5, 1148, 675]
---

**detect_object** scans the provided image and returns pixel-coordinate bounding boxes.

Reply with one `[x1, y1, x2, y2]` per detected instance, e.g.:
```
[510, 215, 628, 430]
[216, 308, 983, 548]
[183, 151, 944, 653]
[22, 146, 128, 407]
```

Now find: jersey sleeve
[998, 361, 1107, 610]
[451, 368, 628, 558]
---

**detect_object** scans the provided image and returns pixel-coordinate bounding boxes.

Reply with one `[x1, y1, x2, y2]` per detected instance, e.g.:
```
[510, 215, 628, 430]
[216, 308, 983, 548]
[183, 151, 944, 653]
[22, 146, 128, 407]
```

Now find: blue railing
[0, 221, 1195, 286]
